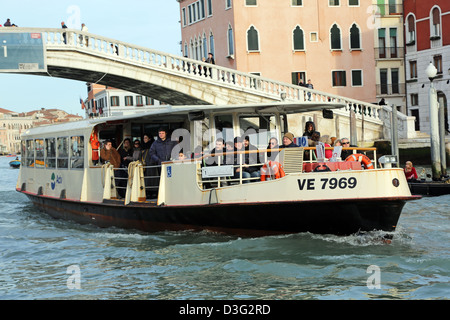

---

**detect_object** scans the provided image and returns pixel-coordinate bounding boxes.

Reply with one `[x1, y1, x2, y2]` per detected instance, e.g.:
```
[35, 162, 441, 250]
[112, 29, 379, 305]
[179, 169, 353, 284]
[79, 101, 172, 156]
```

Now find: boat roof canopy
[21, 101, 345, 138]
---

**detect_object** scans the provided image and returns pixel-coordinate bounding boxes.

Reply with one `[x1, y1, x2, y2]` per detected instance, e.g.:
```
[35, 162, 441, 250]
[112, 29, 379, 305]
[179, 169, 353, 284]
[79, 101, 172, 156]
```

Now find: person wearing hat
[281, 132, 298, 148]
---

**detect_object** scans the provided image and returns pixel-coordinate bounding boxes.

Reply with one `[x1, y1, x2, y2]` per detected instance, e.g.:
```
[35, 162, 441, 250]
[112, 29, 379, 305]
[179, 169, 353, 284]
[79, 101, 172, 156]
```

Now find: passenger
[281, 132, 298, 148]
[267, 137, 279, 161]
[178, 152, 188, 161]
[243, 136, 261, 179]
[330, 137, 337, 146]
[100, 140, 121, 168]
[145, 128, 176, 198]
[207, 138, 227, 166]
[404, 161, 418, 181]
[140, 134, 153, 165]
[302, 121, 315, 139]
[147, 128, 176, 165]
[333, 139, 342, 147]
[132, 139, 142, 162]
[141, 134, 154, 150]
[232, 136, 252, 183]
[340, 138, 354, 160]
[120, 138, 134, 168]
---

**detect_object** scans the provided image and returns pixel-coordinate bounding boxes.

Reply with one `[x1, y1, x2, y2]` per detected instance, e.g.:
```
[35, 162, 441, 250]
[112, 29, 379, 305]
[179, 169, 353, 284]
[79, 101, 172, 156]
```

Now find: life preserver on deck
[345, 153, 373, 169]
[314, 164, 331, 172]
[260, 161, 286, 181]
[90, 128, 100, 161]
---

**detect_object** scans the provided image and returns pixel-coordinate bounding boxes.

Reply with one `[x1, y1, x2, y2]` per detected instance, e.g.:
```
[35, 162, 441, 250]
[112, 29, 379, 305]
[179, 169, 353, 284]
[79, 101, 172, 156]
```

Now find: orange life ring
[90, 128, 100, 161]
[261, 161, 286, 181]
[345, 153, 373, 169]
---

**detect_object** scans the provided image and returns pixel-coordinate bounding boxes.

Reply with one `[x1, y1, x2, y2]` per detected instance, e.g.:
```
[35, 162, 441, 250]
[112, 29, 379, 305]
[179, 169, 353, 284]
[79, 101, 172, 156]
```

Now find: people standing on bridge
[79, 23, 89, 47]
[4, 19, 12, 27]
[306, 79, 314, 101]
[61, 22, 68, 44]
[206, 53, 215, 78]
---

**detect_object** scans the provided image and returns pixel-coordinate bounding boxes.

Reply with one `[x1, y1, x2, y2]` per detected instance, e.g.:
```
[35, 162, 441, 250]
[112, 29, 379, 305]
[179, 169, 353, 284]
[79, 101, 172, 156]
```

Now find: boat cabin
[18, 102, 379, 206]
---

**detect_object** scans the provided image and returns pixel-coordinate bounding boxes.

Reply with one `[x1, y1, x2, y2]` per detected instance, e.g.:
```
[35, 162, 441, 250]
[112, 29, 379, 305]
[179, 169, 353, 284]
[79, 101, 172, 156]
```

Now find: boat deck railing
[102, 147, 377, 203]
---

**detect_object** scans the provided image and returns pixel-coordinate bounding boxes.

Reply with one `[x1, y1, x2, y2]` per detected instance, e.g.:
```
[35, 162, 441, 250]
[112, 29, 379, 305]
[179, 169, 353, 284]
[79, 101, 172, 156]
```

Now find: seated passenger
[281, 132, 298, 148]
[243, 136, 261, 179]
[267, 137, 279, 161]
[232, 136, 252, 183]
[207, 138, 227, 166]
[404, 161, 418, 181]
[340, 138, 354, 160]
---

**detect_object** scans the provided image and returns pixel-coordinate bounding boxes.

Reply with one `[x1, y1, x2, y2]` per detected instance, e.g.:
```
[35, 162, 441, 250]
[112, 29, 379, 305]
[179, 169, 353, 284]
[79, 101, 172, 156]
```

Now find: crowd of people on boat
[95, 121, 362, 196]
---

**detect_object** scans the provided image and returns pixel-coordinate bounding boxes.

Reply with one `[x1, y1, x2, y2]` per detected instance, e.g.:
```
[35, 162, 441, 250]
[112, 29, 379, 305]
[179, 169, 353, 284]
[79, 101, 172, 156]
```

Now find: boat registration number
[297, 177, 357, 191]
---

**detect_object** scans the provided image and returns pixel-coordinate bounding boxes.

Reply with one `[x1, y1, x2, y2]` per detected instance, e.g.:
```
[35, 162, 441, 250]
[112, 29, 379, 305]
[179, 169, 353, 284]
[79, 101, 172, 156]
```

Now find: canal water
[0, 157, 448, 301]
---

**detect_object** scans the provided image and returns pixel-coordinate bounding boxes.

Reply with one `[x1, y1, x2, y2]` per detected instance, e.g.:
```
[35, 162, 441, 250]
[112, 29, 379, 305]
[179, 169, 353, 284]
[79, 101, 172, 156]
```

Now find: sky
[0, 0, 182, 116]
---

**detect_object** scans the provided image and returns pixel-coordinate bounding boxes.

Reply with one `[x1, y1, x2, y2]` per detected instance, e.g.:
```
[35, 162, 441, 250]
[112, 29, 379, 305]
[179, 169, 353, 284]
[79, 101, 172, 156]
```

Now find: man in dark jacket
[281, 132, 298, 148]
[144, 128, 176, 198]
[147, 129, 176, 165]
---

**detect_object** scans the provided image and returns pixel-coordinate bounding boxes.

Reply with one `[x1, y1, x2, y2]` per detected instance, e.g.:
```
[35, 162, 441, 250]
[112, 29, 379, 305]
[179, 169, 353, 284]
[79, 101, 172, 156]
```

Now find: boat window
[57, 137, 69, 169]
[214, 115, 234, 145]
[35, 139, 45, 168]
[71, 136, 85, 169]
[45, 138, 56, 169]
[239, 115, 280, 149]
[25, 140, 34, 167]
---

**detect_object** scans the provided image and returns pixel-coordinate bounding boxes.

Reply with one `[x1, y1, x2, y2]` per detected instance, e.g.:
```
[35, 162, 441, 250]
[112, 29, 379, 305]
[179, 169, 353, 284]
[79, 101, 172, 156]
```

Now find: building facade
[84, 84, 164, 118]
[0, 108, 82, 154]
[404, 0, 450, 135]
[373, 0, 407, 114]
[178, 0, 378, 105]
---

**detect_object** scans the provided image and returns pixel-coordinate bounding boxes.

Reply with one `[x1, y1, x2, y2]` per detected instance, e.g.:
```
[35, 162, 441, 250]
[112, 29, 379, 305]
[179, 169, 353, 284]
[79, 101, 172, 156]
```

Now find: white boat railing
[100, 146, 378, 202]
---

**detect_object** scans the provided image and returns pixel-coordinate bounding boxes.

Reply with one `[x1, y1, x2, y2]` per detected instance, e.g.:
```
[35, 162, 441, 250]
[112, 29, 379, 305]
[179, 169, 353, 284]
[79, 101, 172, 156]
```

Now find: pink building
[178, 0, 377, 104]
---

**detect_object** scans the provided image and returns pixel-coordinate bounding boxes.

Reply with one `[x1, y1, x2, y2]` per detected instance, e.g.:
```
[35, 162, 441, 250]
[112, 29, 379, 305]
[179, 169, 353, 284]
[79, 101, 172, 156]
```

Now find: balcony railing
[375, 47, 404, 59]
[376, 83, 406, 96]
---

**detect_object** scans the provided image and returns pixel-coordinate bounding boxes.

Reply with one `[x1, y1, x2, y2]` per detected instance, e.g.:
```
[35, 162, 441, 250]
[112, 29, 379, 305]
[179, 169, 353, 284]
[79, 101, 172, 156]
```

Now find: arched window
[330, 24, 341, 50]
[431, 7, 441, 37]
[350, 23, 361, 50]
[293, 26, 305, 50]
[407, 15, 415, 43]
[247, 26, 259, 51]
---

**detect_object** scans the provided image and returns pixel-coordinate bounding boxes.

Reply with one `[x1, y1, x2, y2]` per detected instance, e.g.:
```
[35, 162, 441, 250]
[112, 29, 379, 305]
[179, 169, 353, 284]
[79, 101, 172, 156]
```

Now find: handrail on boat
[100, 146, 378, 200]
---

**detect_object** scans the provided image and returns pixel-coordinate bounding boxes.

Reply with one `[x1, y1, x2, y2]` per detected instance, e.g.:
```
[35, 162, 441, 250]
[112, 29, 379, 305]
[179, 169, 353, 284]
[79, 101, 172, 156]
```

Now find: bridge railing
[0, 28, 415, 138]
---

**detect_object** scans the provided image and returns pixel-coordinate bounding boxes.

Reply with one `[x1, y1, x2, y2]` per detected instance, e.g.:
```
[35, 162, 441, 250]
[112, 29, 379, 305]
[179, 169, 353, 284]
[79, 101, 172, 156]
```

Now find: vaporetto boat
[16, 102, 420, 237]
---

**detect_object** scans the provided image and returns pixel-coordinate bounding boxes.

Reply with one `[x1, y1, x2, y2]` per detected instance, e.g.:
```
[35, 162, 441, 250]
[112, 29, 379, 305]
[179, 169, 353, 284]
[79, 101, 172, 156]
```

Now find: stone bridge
[0, 28, 417, 142]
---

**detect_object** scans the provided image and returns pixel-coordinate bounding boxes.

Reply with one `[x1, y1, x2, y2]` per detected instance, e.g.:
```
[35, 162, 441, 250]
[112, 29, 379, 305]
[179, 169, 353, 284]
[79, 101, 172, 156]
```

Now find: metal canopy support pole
[391, 104, 399, 167]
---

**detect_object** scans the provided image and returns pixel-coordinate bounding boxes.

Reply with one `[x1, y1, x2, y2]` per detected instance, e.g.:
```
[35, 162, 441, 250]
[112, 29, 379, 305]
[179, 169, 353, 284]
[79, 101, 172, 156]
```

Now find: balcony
[376, 4, 403, 16]
[376, 83, 406, 96]
[375, 47, 404, 59]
